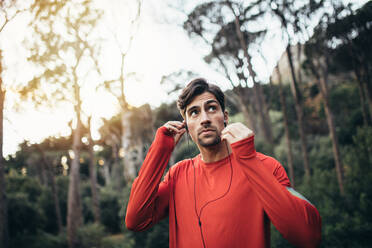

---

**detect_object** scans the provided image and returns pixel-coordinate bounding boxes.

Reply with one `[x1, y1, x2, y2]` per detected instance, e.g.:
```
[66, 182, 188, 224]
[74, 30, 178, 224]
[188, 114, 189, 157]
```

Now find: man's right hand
[163, 121, 186, 145]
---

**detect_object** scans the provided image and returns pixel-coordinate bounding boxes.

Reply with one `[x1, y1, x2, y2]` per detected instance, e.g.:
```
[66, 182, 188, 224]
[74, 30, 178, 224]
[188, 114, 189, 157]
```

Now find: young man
[126, 78, 322, 248]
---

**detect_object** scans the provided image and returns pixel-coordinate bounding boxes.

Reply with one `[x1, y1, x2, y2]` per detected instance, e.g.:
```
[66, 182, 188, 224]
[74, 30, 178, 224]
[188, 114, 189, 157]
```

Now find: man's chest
[172, 165, 263, 227]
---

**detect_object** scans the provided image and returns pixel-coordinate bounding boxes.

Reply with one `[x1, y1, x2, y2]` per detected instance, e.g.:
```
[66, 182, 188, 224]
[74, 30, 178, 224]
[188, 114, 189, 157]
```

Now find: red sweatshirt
[126, 127, 322, 247]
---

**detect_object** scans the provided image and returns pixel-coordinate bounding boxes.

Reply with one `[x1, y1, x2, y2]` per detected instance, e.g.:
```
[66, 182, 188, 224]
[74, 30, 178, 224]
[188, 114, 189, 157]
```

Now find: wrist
[156, 126, 175, 150]
[230, 135, 256, 158]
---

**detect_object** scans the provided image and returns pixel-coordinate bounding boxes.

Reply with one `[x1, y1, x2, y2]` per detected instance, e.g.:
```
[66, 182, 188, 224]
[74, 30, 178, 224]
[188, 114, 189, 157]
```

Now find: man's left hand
[221, 122, 254, 145]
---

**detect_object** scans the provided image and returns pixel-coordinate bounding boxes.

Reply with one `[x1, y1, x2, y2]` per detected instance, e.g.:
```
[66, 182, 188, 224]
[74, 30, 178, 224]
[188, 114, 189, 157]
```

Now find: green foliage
[154, 102, 183, 129]
[101, 234, 134, 248]
[9, 231, 67, 248]
[7, 192, 46, 238]
[56, 176, 69, 224]
[6, 175, 46, 237]
[100, 187, 122, 233]
[144, 219, 169, 248]
[329, 83, 364, 145]
[4, 3, 372, 247]
[125, 218, 169, 248]
[77, 223, 106, 248]
[228, 112, 245, 124]
[37, 187, 61, 233]
[81, 180, 95, 223]
[173, 137, 199, 163]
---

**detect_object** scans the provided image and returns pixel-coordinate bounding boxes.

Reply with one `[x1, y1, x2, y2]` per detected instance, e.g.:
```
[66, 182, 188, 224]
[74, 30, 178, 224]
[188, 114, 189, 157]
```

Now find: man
[126, 78, 321, 247]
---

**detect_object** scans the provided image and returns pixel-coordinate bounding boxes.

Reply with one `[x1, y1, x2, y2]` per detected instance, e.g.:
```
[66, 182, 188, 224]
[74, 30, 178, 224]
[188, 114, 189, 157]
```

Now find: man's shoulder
[256, 152, 280, 164]
[256, 152, 291, 187]
[168, 158, 194, 177]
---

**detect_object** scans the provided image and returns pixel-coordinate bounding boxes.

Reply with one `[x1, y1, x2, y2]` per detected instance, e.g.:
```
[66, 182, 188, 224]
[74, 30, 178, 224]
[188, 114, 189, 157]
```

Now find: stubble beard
[198, 132, 221, 147]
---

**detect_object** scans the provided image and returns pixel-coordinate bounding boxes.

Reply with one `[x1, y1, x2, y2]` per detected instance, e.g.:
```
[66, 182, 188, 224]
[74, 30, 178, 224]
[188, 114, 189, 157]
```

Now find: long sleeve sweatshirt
[126, 126, 322, 247]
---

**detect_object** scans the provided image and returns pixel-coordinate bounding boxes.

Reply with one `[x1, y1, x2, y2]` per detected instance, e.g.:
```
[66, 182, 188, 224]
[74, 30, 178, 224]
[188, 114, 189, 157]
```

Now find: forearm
[126, 126, 174, 231]
[232, 137, 321, 247]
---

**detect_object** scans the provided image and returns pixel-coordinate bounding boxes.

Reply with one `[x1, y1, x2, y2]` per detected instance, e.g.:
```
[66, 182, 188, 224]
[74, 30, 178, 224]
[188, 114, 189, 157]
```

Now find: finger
[221, 129, 236, 138]
[166, 125, 180, 134]
[168, 121, 184, 129]
[221, 127, 229, 135]
[174, 128, 186, 145]
[221, 131, 234, 140]
[221, 132, 235, 144]
[178, 128, 186, 136]
[228, 123, 241, 134]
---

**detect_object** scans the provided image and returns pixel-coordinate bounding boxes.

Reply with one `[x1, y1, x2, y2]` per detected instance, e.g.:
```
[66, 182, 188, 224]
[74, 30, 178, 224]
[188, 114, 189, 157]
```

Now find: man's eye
[190, 110, 198, 116]
[208, 106, 216, 111]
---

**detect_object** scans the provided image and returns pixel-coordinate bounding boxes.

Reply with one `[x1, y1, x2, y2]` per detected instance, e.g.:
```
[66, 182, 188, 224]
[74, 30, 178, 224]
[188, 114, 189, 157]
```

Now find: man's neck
[198, 141, 231, 163]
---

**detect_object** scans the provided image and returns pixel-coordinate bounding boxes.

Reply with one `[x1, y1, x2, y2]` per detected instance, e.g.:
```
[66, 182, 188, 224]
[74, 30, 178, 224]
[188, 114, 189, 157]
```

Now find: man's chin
[198, 136, 221, 147]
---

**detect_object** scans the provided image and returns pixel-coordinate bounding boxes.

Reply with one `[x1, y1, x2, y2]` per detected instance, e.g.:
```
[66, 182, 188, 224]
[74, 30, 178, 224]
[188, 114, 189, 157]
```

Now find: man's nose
[200, 110, 211, 125]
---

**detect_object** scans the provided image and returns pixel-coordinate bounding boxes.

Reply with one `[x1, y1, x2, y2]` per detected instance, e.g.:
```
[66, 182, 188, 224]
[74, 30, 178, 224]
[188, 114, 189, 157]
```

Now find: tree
[183, 1, 274, 152]
[273, 65, 295, 186]
[87, 117, 100, 223]
[97, 115, 122, 187]
[92, 0, 143, 182]
[326, 1, 372, 125]
[267, 0, 317, 180]
[225, 0, 274, 146]
[23, 0, 103, 247]
[0, 1, 29, 247]
[304, 20, 345, 195]
[0, 47, 8, 248]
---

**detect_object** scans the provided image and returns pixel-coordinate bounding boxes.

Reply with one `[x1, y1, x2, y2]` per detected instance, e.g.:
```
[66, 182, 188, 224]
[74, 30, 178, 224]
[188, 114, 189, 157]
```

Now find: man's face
[185, 92, 227, 147]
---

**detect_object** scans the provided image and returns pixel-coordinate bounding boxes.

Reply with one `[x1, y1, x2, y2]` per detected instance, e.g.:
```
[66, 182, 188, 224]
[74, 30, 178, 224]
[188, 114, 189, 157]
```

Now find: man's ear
[224, 110, 229, 125]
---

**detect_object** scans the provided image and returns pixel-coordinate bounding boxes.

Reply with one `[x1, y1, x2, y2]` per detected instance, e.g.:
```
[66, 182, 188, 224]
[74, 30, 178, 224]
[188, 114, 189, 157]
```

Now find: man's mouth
[199, 128, 216, 135]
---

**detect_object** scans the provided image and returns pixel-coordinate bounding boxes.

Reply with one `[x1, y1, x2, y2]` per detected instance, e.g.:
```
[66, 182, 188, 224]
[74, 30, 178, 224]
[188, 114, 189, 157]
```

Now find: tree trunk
[215, 54, 258, 132]
[103, 160, 111, 185]
[286, 45, 311, 180]
[276, 65, 295, 187]
[87, 117, 101, 223]
[231, 10, 274, 146]
[354, 69, 370, 126]
[257, 81, 274, 154]
[361, 63, 372, 123]
[122, 111, 136, 182]
[36, 145, 63, 233]
[233, 88, 257, 131]
[0, 49, 9, 248]
[317, 72, 345, 195]
[297, 44, 303, 85]
[309, 56, 345, 195]
[67, 83, 83, 248]
[36, 159, 48, 186]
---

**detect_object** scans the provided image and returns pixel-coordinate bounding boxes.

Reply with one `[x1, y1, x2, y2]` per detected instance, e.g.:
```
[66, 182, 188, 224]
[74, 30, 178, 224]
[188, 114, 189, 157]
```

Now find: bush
[7, 192, 46, 238]
[9, 231, 67, 248]
[77, 223, 106, 248]
[101, 234, 134, 248]
[100, 187, 122, 233]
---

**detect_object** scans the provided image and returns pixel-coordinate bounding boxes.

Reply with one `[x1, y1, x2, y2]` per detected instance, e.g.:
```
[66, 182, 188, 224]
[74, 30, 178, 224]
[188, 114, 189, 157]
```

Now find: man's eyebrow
[186, 99, 218, 115]
[186, 105, 198, 115]
[205, 99, 218, 105]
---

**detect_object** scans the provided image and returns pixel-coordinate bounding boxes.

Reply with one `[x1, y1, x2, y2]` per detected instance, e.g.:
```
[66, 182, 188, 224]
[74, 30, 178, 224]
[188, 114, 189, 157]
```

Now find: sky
[1, 0, 237, 156]
[1, 0, 366, 157]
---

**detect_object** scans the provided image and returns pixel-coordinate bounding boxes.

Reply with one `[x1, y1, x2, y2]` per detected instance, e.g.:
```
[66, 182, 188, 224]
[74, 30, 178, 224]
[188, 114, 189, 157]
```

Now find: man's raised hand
[163, 121, 186, 145]
[221, 122, 254, 145]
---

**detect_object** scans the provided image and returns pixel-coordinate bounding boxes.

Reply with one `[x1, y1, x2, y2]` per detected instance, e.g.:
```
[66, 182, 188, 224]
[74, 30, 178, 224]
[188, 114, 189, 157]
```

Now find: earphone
[184, 117, 232, 248]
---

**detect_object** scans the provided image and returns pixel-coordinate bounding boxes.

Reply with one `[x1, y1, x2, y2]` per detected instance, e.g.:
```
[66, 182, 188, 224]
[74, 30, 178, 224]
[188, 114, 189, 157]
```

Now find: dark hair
[177, 78, 225, 117]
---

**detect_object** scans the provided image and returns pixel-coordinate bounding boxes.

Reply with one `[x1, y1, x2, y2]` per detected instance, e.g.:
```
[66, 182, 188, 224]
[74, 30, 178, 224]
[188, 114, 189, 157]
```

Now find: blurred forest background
[0, 0, 371, 247]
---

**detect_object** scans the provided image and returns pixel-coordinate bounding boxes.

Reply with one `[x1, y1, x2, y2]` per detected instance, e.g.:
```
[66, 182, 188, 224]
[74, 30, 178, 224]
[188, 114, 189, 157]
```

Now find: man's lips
[198, 128, 216, 135]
